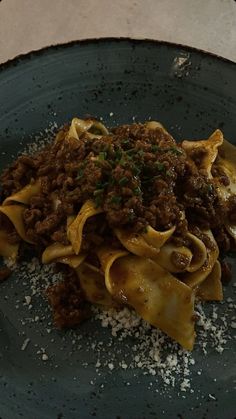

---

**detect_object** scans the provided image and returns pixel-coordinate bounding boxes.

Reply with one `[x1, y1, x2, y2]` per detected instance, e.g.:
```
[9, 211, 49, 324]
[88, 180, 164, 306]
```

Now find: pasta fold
[76, 262, 116, 306]
[42, 242, 86, 268]
[0, 205, 34, 243]
[97, 247, 195, 350]
[67, 200, 103, 255]
[197, 261, 223, 301]
[115, 225, 175, 259]
[68, 118, 109, 140]
[3, 181, 41, 206]
[182, 129, 223, 178]
[182, 231, 219, 289]
[0, 230, 19, 261]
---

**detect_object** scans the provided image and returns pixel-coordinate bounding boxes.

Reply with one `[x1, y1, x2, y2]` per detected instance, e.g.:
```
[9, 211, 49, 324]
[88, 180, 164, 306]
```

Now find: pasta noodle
[0, 117, 235, 350]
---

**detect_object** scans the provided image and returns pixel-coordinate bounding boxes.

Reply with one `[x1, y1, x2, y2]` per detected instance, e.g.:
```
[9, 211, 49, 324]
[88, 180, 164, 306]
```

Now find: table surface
[0, 0, 236, 64]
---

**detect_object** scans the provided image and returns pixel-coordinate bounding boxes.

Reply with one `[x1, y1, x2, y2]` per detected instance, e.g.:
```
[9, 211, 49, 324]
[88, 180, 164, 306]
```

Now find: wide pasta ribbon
[182, 129, 223, 178]
[197, 261, 223, 301]
[76, 262, 117, 307]
[0, 182, 42, 259]
[115, 225, 175, 259]
[215, 138, 236, 199]
[67, 118, 109, 140]
[3, 180, 41, 206]
[153, 232, 207, 274]
[97, 247, 195, 350]
[182, 231, 219, 289]
[67, 200, 103, 255]
[42, 242, 86, 268]
[185, 232, 207, 273]
[145, 121, 171, 137]
[213, 139, 236, 241]
[0, 205, 34, 244]
[0, 230, 19, 261]
[154, 243, 192, 273]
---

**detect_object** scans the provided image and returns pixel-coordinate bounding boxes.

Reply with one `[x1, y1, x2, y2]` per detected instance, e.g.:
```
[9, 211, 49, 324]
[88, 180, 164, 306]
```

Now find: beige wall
[0, 0, 236, 64]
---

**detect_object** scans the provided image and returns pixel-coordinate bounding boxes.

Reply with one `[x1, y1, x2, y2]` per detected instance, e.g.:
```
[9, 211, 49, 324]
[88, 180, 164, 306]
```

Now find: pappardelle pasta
[0, 118, 235, 350]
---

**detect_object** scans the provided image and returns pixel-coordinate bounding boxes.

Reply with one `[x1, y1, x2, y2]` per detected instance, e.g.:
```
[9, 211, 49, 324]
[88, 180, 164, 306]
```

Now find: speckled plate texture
[0, 39, 236, 419]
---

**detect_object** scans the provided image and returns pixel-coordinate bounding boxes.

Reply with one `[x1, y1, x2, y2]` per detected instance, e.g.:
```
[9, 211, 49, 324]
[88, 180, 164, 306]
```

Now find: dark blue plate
[0, 39, 235, 419]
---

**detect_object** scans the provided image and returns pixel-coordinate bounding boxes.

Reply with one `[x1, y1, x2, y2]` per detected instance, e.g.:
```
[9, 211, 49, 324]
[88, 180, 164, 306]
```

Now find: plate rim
[0, 36, 235, 419]
[0, 37, 236, 72]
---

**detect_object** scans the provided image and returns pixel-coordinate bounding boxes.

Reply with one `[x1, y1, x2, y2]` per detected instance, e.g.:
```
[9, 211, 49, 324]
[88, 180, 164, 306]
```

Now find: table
[0, 0, 236, 64]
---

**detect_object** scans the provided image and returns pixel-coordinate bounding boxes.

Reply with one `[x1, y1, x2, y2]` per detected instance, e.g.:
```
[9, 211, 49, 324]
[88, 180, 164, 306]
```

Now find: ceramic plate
[0, 39, 235, 419]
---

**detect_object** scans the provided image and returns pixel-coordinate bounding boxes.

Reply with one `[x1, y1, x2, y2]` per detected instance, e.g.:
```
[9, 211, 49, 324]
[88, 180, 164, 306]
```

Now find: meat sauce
[0, 124, 230, 250]
[0, 123, 234, 328]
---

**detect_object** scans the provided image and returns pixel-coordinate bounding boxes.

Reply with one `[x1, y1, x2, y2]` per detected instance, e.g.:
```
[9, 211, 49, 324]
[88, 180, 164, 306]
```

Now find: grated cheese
[1, 123, 235, 392]
[8, 253, 234, 393]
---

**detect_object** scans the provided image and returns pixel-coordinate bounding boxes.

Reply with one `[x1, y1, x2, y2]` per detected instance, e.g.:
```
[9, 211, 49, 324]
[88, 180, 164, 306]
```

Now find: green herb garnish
[114, 149, 122, 161]
[128, 211, 135, 221]
[94, 194, 103, 208]
[76, 169, 84, 180]
[205, 184, 213, 194]
[155, 161, 165, 172]
[96, 181, 109, 189]
[119, 177, 129, 186]
[132, 165, 141, 176]
[98, 151, 107, 160]
[118, 158, 127, 167]
[110, 196, 122, 205]
[168, 147, 183, 155]
[142, 225, 148, 234]
[133, 187, 142, 196]
[126, 148, 136, 156]
[137, 149, 144, 158]
[122, 139, 130, 146]
[93, 189, 104, 196]
[151, 145, 161, 152]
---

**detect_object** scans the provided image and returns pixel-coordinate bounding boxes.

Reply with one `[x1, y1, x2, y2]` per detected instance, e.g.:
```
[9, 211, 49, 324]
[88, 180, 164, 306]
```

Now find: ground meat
[190, 226, 216, 251]
[1, 120, 235, 332]
[212, 164, 230, 186]
[213, 227, 231, 253]
[220, 260, 232, 283]
[171, 251, 191, 270]
[227, 195, 236, 223]
[46, 268, 90, 328]
[51, 227, 68, 245]
[0, 267, 12, 283]
[0, 122, 233, 253]
[0, 214, 21, 244]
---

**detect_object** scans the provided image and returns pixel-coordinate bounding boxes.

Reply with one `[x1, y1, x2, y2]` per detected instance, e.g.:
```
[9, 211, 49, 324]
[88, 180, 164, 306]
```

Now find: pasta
[0, 118, 235, 351]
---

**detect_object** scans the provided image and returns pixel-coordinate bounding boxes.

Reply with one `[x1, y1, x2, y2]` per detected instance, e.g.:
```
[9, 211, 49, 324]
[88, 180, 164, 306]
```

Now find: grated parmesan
[1, 124, 235, 394]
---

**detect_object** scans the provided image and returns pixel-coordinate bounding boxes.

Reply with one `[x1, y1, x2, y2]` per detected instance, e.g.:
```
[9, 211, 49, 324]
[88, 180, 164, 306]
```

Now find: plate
[0, 38, 236, 419]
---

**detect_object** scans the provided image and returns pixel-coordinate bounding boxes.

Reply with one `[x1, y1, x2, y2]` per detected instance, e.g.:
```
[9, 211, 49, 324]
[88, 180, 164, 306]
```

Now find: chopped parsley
[132, 165, 141, 176]
[151, 145, 161, 152]
[98, 151, 107, 160]
[94, 194, 103, 208]
[133, 186, 142, 196]
[154, 161, 165, 172]
[205, 184, 214, 194]
[126, 148, 136, 156]
[96, 180, 109, 189]
[76, 169, 84, 180]
[121, 139, 130, 147]
[167, 147, 183, 155]
[93, 189, 104, 196]
[76, 162, 86, 180]
[114, 149, 122, 161]
[119, 177, 129, 186]
[110, 195, 122, 205]
[128, 211, 135, 221]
